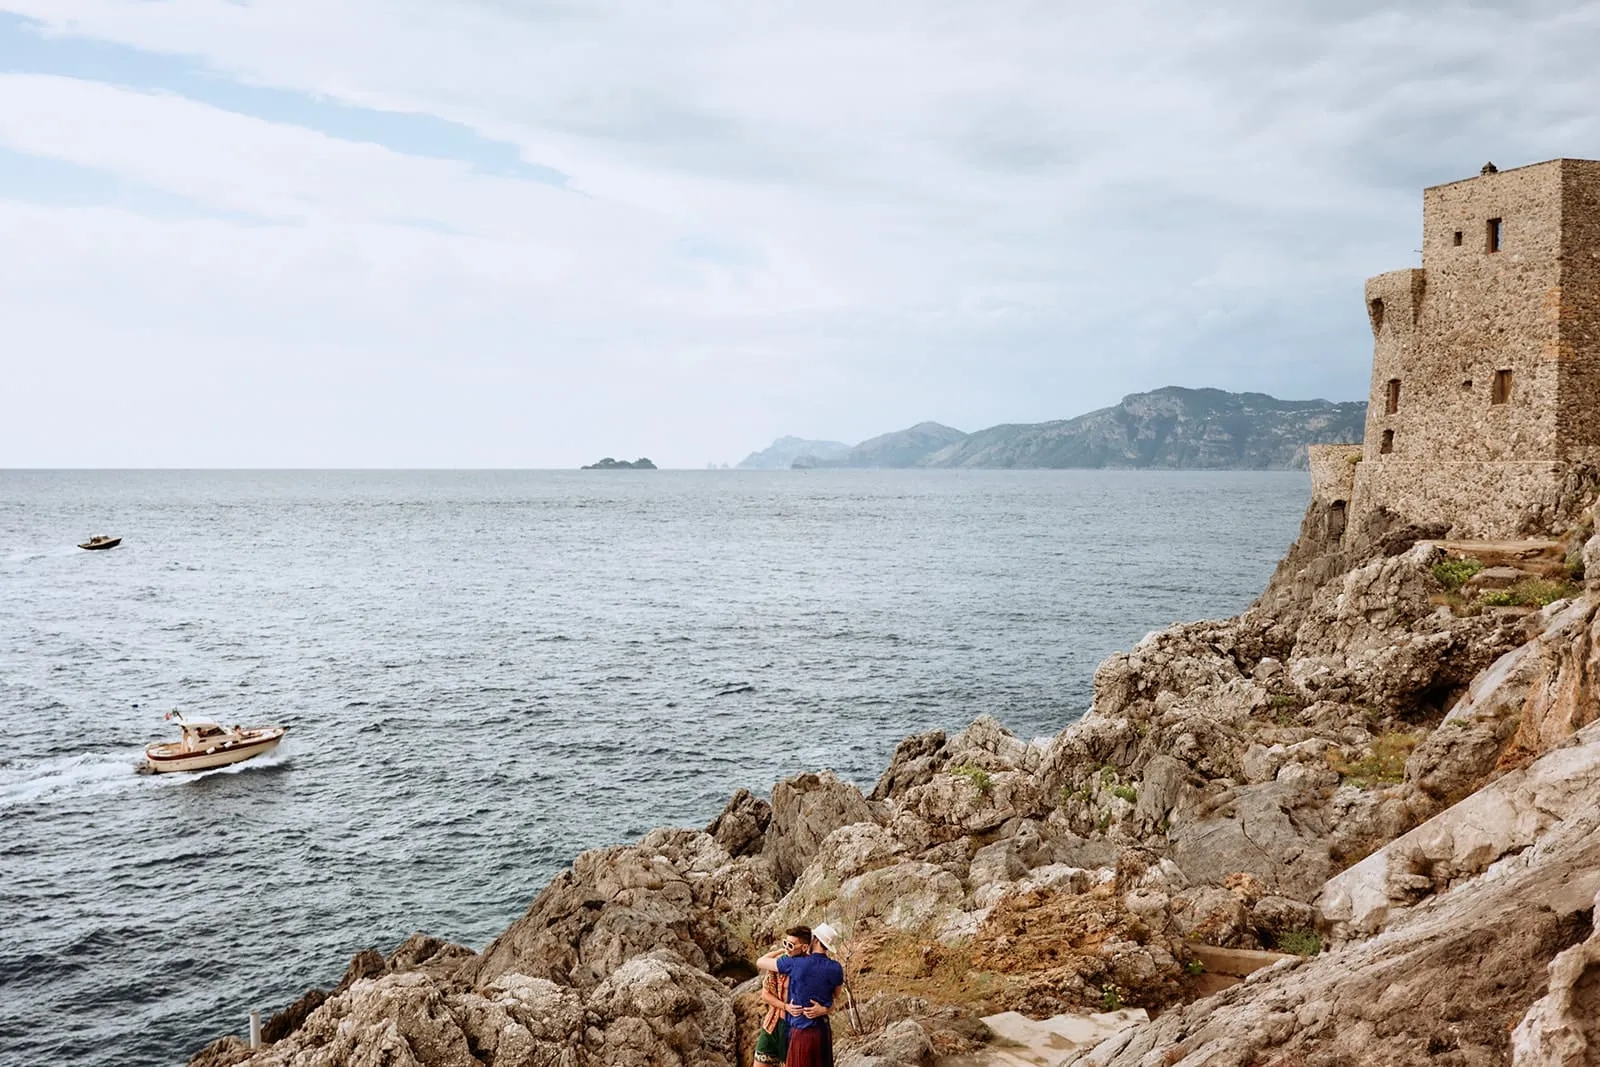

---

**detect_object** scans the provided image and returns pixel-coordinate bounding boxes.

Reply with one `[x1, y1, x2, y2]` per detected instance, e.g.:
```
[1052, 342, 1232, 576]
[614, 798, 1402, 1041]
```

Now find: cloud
[1, 0, 1597, 465]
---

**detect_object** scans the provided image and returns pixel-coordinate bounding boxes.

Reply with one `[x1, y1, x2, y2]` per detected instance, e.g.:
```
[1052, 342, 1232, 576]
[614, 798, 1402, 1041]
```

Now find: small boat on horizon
[136, 711, 289, 774]
[78, 535, 121, 551]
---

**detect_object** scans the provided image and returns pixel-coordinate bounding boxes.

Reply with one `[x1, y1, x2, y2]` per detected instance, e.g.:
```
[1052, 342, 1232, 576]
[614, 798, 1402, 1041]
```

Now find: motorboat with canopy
[137, 711, 288, 774]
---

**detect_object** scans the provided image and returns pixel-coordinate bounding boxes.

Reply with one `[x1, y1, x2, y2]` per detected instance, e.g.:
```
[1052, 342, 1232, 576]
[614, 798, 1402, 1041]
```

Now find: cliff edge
[188, 471, 1600, 1067]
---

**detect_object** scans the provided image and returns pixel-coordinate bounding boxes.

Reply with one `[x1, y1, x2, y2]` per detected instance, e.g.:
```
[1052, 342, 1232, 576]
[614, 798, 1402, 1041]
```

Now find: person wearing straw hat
[810, 923, 845, 1067]
[757, 925, 843, 1067]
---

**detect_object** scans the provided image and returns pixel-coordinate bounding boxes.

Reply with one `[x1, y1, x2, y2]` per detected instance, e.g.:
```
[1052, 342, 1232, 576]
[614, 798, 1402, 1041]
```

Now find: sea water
[0, 469, 1307, 1066]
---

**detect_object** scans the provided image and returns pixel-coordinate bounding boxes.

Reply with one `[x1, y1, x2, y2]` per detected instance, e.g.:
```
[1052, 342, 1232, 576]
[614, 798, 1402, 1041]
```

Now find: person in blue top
[756, 925, 844, 1067]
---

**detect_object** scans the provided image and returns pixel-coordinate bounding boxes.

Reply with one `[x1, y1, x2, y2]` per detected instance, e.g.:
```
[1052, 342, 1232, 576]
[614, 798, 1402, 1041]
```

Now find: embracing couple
[754, 922, 845, 1067]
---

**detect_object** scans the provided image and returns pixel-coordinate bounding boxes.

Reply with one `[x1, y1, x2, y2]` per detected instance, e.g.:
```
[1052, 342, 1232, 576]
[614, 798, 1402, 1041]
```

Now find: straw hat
[812, 922, 842, 953]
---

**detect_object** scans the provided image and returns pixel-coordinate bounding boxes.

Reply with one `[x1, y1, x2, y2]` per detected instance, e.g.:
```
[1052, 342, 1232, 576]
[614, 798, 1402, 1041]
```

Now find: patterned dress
[755, 968, 789, 1064]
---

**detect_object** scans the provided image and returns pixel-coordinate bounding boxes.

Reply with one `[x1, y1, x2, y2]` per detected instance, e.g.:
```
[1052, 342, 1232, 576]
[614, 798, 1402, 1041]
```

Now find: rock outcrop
[191, 475, 1600, 1067]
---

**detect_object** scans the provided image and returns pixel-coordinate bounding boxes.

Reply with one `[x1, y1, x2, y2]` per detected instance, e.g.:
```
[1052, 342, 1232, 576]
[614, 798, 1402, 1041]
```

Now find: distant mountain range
[736, 387, 1367, 471]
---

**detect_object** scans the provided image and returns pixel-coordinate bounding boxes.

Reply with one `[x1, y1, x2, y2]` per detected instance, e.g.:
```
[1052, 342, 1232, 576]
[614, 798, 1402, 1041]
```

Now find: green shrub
[1111, 785, 1138, 804]
[948, 764, 993, 795]
[1275, 929, 1323, 956]
[1431, 558, 1483, 592]
[1100, 984, 1123, 1011]
[1478, 578, 1578, 608]
[1185, 959, 1205, 976]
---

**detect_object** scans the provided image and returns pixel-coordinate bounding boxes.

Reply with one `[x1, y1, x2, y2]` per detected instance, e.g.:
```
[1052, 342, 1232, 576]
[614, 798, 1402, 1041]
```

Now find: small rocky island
[190, 159, 1600, 1067]
[580, 457, 657, 470]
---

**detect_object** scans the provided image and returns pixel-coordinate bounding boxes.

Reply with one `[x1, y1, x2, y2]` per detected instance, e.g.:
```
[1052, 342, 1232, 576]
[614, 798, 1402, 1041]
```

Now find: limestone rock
[764, 771, 877, 888]
[1510, 887, 1600, 1066]
[583, 951, 738, 1067]
[463, 830, 776, 989]
[1168, 778, 1334, 901]
[187, 1036, 254, 1067]
[839, 1019, 936, 1066]
[870, 730, 948, 801]
[1070, 797, 1600, 1066]
[1321, 720, 1600, 940]
[705, 788, 772, 858]
[242, 971, 482, 1067]
[900, 767, 1047, 837]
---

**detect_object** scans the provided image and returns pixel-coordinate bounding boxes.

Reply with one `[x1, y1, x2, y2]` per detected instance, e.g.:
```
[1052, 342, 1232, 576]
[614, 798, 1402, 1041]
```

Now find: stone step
[1429, 539, 1567, 571]
[963, 1009, 1150, 1067]
[1186, 943, 1298, 978]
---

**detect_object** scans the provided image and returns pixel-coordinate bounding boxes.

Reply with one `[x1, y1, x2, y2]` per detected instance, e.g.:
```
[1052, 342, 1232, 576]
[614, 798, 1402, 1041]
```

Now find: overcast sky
[1, 1, 1597, 467]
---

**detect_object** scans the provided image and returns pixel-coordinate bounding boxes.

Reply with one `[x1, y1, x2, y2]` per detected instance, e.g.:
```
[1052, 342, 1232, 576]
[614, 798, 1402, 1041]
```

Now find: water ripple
[0, 468, 1307, 1067]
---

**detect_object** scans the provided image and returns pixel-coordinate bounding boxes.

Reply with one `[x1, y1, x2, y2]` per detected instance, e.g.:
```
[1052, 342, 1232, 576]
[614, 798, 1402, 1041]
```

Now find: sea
[0, 469, 1309, 1066]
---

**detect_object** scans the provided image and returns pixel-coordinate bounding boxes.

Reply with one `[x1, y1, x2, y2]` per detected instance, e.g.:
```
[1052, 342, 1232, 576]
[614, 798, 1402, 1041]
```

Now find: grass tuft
[1274, 929, 1323, 956]
[949, 764, 994, 795]
[1329, 731, 1419, 787]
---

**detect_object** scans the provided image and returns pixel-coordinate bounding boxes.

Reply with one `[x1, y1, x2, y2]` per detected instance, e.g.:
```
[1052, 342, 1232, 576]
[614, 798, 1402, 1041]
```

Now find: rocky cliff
[923, 388, 1366, 470]
[736, 437, 853, 470]
[796, 422, 969, 469]
[189, 468, 1600, 1067]
[747, 388, 1365, 472]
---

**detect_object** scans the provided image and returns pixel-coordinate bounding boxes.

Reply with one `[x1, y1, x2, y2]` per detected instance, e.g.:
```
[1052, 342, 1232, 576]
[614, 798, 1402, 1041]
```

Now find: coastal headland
[190, 160, 1600, 1066]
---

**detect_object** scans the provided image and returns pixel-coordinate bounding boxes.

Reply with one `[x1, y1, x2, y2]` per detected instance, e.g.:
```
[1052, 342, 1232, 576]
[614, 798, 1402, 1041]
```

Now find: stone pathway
[936, 1009, 1149, 1066]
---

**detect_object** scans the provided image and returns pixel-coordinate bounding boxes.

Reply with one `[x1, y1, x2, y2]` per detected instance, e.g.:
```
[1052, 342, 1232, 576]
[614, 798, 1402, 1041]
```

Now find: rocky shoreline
[190, 476, 1600, 1067]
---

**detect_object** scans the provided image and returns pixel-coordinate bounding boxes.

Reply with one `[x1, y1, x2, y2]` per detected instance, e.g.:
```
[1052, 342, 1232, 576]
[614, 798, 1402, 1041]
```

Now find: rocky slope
[189, 471, 1600, 1067]
[795, 422, 969, 469]
[921, 388, 1365, 470]
[736, 437, 852, 470]
[746, 388, 1364, 471]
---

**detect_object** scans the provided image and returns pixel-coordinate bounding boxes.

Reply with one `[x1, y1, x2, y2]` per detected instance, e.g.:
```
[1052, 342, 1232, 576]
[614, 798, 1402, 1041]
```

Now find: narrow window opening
[1368, 298, 1385, 335]
[1462, 379, 1473, 391]
[1453, 231, 1463, 246]
[1380, 429, 1395, 454]
[1492, 369, 1513, 404]
[1385, 378, 1400, 415]
[1329, 500, 1348, 542]
[1486, 218, 1503, 253]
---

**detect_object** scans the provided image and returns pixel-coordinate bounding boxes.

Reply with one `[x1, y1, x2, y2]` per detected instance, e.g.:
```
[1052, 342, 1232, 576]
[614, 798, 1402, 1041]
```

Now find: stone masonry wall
[1557, 160, 1600, 453]
[1307, 443, 1362, 505]
[1351, 158, 1600, 537]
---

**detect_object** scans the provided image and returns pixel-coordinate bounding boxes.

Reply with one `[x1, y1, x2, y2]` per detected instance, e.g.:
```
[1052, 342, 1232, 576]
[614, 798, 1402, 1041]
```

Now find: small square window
[1487, 218, 1503, 253]
[1453, 231, 1463, 246]
[1380, 429, 1395, 454]
[1385, 378, 1400, 415]
[1492, 369, 1513, 404]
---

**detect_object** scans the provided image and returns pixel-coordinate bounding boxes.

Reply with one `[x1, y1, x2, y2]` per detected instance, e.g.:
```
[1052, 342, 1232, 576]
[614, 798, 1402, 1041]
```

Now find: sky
[1, 1, 1597, 468]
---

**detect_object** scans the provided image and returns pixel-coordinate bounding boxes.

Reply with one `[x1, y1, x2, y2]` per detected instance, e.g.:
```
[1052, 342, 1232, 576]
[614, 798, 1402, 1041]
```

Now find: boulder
[463, 830, 776, 989]
[583, 951, 739, 1066]
[1321, 720, 1600, 940]
[870, 730, 948, 801]
[1068, 795, 1600, 1067]
[838, 1019, 935, 1066]
[1509, 887, 1600, 1066]
[1168, 777, 1335, 901]
[764, 772, 877, 888]
[705, 788, 772, 858]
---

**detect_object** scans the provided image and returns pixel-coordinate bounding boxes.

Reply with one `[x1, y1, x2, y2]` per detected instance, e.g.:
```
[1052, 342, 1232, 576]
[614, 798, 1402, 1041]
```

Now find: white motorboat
[137, 711, 288, 774]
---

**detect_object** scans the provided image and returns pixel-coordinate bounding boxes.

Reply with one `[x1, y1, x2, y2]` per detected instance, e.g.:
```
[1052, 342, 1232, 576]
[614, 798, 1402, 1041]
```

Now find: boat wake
[0, 745, 292, 808]
[0, 750, 147, 808]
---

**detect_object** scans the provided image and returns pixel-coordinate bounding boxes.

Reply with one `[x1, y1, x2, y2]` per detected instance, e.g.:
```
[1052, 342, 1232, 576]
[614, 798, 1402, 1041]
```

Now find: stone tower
[1315, 158, 1600, 539]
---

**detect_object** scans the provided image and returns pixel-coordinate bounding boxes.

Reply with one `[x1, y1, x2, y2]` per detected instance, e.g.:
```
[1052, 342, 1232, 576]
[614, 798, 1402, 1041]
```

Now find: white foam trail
[0, 743, 292, 807]
[0, 749, 146, 808]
